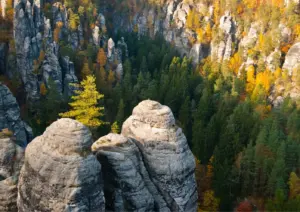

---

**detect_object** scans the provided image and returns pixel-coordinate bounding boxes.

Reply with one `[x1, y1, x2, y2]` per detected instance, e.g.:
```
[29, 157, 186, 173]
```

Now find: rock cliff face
[14, 0, 43, 101]
[0, 83, 32, 147]
[283, 42, 300, 75]
[17, 118, 105, 212]
[0, 136, 24, 212]
[92, 100, 198, 212]
[16, 101, 197, 211]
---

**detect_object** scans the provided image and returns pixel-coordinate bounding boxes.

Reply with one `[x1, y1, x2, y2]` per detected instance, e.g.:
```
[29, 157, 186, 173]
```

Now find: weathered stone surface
[14, 0, 43, 101]
[92, 134, 156, 211]
[282, 42, 300, 75]
[0, 137, 24, 212]
[121, 100, 198, 212]
[42, 42, 63, 93]
[18, 118, 105, 212]
[0, 84, 32, 147]
[60, 56, 78, 97]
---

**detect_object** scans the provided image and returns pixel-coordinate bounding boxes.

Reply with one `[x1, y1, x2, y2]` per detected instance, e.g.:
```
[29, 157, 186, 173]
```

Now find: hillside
[0, 0, 300, 211]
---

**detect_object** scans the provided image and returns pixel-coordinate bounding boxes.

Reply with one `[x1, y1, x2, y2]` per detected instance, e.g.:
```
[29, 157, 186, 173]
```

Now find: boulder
[17, 118, 105, 212]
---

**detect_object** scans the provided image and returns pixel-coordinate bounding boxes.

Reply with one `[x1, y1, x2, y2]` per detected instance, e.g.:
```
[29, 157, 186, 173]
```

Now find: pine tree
[179, 96, 190, 132]
[59, 75, 105, 128]
[116, 99, 125, 125]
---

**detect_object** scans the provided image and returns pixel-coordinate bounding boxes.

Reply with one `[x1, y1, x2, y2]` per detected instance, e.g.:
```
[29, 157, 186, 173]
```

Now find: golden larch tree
[59, 75, 105, 128]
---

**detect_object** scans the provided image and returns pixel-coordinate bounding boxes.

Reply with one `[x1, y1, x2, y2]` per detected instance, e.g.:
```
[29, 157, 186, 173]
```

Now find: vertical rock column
[17, 118, 105, 212]
[121, 100, 198, 212]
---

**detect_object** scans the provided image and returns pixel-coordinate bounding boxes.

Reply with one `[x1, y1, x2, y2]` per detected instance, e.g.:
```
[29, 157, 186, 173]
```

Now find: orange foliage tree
[97, 48, 107, 67]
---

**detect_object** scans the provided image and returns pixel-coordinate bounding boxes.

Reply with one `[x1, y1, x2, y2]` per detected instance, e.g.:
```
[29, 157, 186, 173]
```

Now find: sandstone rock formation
[92, 134, 155, 211]
[0, 83, 32, 147]
[0, 135, 24, 212]
[92, 100, 198, 212]
[17, 118, 105, 212]
[14, 0, 43, 101]
[282, 42, 300, 75]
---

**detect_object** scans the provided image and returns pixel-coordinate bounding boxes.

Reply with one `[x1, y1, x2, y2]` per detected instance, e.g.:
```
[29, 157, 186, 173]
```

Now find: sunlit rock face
[282, 42, 300, 75]
[0, 136, 24, 212]
[122, 100, 198, 212]
[93, 100, 198, 212]
[17, 118, 105, 212]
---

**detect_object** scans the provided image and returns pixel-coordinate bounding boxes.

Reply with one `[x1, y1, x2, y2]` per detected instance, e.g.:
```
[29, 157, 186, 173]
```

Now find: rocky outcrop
[92, 134, 155, 211]
[122, 100, 198, 211]
[211, 11, 236, 62]
[17, 118, 105, 212]
[60, 56, 79, 97]
[42, 43, 63, 93]
[282, 42, 300, 75]
[14, 0, 43, 101]
[0, 84, 32, 147]
[0, 135, 24, 212]
[93, 100, 198, 212]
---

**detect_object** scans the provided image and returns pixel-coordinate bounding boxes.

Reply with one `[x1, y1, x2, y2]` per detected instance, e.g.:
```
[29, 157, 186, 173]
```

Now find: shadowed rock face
[92, 134, 156, 211]
[0, 83, 33, 147]
[17, 118, 105, 212]
[0, 137, 24, 212]
[93, 100, 198, 212]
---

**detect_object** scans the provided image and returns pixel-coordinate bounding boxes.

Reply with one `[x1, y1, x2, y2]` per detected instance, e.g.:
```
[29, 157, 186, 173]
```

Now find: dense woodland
[1, 0, 300, 211]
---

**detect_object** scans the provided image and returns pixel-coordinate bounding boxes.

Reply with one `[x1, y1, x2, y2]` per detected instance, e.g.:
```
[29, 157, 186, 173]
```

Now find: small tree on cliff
[59, 75, 105, 128]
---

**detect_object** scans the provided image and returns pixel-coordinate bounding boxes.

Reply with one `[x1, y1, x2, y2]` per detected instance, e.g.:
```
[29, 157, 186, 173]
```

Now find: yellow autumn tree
[288, 172, 300, 199]
[59, 75, 105, 128]
[40, 82, 47, 96]
[246, 65, 256, 93]
[229, 53, 242, 75]
[256, 69, 273, 93]
[243, 0, 257, 9]
[201, 190, 220, 212]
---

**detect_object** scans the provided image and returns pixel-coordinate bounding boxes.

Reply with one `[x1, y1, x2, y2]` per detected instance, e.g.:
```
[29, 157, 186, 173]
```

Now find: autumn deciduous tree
[40, 82, 47, 96]
[59, 75, 105, 128]
[81, 61, 92, 79]
[229, 53, 243, 75]
[97, 48, 107, 67]
[288, 172, 300, 199]
[235, 200, 253, 212]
